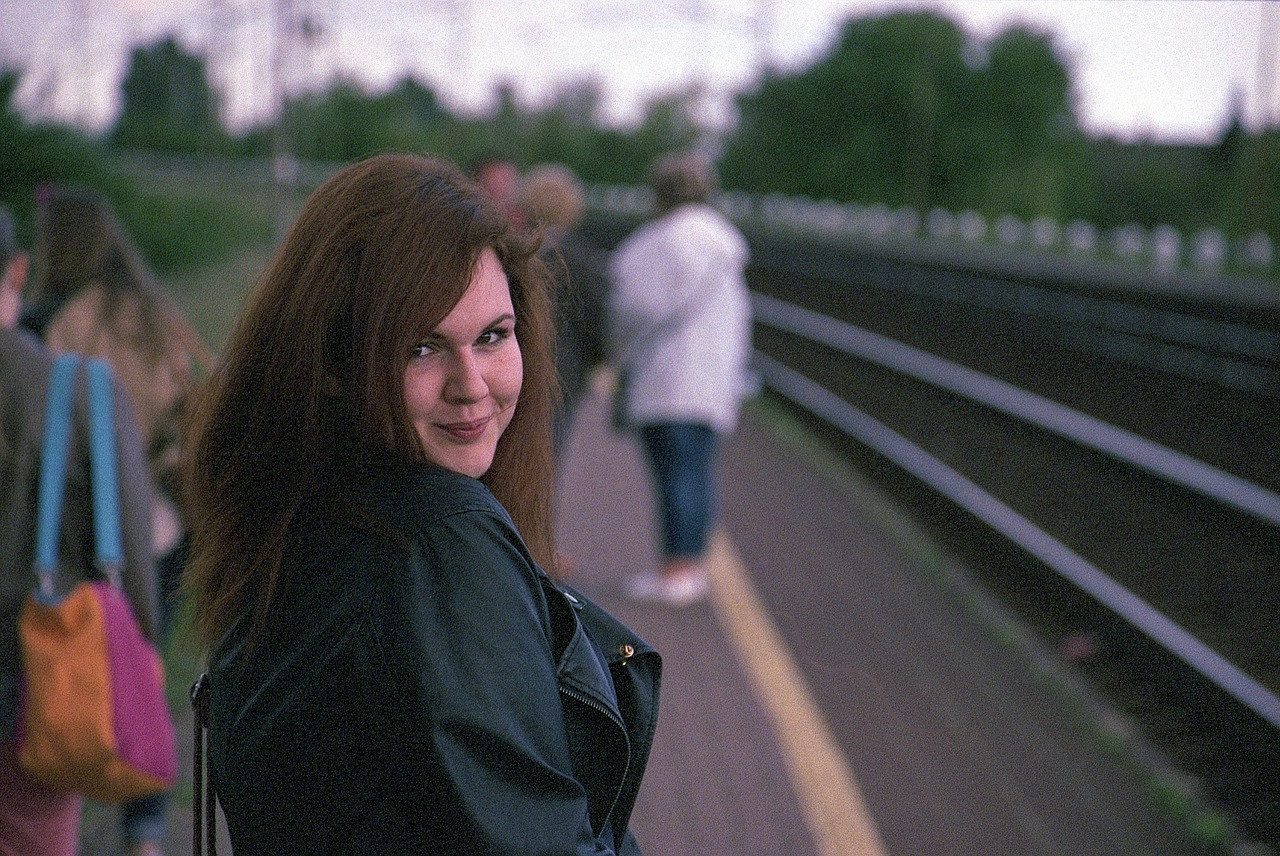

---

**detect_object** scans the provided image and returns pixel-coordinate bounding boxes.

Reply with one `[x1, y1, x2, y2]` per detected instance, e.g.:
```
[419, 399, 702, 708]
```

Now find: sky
[0, 0, 1271, 144]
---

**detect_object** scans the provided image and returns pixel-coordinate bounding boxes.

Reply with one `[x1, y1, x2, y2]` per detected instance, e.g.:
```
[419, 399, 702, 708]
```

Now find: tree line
[3, 9, 1275, 273]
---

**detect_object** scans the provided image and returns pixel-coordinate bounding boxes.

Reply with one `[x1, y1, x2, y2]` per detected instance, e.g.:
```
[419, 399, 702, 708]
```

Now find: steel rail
[751, 247, 1280, 395]
[753, 293, 1280, 529]
[751, 350, 1280, 732]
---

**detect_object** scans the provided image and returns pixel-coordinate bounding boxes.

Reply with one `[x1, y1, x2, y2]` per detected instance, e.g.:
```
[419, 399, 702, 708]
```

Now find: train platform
[89, 375, 1217, 855]
[553, 378, 1215, 856]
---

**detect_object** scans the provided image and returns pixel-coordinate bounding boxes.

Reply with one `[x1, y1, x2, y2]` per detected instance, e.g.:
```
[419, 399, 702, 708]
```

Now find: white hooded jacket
[608, 203, 753, 433]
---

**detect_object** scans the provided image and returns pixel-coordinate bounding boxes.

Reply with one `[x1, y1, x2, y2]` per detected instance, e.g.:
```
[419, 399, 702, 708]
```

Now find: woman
[609, 151, 753, 606]
[24, 187, 210, 856]
[25, 187, 212, 467]
[24, 186, 211, 616]
[522, 164, 610, 455]
[184, 154, 661, 854]
[0, 206, 159, 855]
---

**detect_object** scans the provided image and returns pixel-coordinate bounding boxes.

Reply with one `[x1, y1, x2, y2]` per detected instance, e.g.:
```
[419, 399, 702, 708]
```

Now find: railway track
[738, 233, 1280, 849]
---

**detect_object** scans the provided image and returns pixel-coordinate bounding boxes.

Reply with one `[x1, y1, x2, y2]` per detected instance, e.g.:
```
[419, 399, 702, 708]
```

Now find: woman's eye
[410, 341, 436, 358]
[478, 326, 513, 347]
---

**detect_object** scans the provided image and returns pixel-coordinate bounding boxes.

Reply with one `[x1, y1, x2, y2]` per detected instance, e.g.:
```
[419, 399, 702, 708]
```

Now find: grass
[164, 244, 274, 356]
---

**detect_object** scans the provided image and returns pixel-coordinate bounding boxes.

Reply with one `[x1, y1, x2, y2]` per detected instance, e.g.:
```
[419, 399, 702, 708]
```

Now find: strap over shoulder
[191, 673, 218, 856]
[33, 354, 126, 601]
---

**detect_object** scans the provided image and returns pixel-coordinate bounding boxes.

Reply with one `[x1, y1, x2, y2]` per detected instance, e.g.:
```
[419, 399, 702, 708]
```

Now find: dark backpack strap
[190, 673, 217, 856]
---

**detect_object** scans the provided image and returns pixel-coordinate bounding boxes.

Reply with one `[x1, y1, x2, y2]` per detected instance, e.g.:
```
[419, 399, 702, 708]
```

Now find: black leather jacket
[207, 461, 661, 854]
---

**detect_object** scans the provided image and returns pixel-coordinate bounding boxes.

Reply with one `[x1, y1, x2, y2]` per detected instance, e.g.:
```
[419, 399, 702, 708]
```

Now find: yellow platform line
[707, 529, 890, 856]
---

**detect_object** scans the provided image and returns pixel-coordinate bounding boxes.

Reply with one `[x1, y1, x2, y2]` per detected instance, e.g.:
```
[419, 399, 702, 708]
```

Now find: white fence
[587, 184, 1276, 279]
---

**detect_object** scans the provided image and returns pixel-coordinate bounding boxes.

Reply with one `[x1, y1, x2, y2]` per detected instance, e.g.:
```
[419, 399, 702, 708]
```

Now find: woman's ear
[0, 251, 29, 329]
[6, 252, 29, 293]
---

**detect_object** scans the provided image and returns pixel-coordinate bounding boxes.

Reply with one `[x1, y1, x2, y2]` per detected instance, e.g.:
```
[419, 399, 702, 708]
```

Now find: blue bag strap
[33, 353, 81, 601]
[86, 358, 124, 579]
[32, 354, 124, 601]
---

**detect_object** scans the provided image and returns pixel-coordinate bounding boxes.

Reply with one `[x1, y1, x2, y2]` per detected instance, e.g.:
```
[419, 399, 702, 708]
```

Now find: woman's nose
[445, 350, 488, 401]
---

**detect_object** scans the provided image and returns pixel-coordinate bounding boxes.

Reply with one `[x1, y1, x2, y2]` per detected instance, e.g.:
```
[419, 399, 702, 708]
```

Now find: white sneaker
[626, 569, 710, 607]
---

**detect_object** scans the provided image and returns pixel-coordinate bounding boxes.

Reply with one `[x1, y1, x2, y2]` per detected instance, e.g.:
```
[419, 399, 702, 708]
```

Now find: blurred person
[22, 187, 211, 856]
[471, 155, 527, 231]
[608, 152, 753, 607]
[0, 204, 160, 856]
[184, 154, 660, 854]
[521, 162, 610, 457]
[0, 212, 26, 331]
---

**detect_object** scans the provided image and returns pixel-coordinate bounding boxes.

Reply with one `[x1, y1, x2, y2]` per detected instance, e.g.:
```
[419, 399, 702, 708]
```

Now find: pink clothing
[0, 740, 82, 856]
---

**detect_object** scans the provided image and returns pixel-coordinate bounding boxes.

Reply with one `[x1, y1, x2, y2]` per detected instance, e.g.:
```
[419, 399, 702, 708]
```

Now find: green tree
[0, 68, 114, 243]
[722, 11, 971, 208]
[1223, 127, 1280, 239]
[949, 26, 1081, 216]
[286, 78, 385, 162]
[446, 80, 701, 188]
[281, 75, 453, 163]
[520, 80, 610, 177]
[1210, 97, 1279, 238]
[630, 87, 702, 160]
[111, 36, 225, 153]
[720, 10, 1084, 219]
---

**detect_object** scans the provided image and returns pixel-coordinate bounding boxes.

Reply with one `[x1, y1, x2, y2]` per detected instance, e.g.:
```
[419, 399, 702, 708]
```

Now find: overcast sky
[0, 0, 1270, 143]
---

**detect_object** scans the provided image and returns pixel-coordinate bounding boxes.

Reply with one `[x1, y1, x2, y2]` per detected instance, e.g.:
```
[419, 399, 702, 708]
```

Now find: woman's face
[404, 247, 522, 478]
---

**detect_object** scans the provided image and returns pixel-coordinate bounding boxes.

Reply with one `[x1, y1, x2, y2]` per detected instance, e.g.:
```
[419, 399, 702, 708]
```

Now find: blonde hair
[523, 164, 586, 233]
[32, 187, 212, 491]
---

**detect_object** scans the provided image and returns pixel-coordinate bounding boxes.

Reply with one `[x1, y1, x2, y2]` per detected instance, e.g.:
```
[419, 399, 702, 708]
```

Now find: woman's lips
[438, 417, 490, 441]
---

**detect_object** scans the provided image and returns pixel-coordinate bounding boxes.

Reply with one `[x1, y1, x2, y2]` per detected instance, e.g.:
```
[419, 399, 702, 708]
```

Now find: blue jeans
[638, 423, 719, 560]
[121, 791, 168, 850]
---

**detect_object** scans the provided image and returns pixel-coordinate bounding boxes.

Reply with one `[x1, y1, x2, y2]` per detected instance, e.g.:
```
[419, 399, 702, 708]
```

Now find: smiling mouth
[438, 417, 490, 441]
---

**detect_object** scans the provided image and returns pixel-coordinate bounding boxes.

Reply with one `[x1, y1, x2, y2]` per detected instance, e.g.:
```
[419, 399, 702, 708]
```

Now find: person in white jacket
[608, 151, 753, 606]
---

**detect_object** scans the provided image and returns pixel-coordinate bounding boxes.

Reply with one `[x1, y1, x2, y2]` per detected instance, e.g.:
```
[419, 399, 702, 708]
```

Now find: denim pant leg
[638, 423, 719, 560]
[120, 792, 169, 850]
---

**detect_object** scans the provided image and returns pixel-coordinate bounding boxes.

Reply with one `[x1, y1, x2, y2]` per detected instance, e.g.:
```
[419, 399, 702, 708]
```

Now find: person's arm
[377, 507, 619, 855]
[605, 244, 639, 366]
[606, 236, 679, 366]
[608, 220, 712, 367]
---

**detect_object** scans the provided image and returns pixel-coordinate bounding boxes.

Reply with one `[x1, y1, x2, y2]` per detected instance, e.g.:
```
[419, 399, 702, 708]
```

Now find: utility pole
[1248, 3, 1278, 233]
[1257, 2, 1277, 130]
[753, 0, 775, 77]
[206, 0, 241, 141]
[73, 0, 96, 130]
[449, 0, 469, 87]
[272, 0, 300, 239]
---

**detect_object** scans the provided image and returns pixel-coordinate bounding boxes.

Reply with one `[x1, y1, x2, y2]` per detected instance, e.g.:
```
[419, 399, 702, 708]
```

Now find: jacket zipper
[559, 683, 631, 834]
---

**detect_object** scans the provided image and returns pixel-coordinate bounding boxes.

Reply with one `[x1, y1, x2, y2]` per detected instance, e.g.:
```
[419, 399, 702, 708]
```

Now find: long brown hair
[184, 154, 559, 649]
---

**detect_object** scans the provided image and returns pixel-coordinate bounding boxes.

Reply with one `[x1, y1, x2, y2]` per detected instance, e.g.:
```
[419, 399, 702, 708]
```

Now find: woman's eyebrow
[425, 312, 517, 340]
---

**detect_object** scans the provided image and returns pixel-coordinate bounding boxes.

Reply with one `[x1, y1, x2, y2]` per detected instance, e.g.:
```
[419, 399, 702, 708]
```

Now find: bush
[112, 179, 275, 275]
